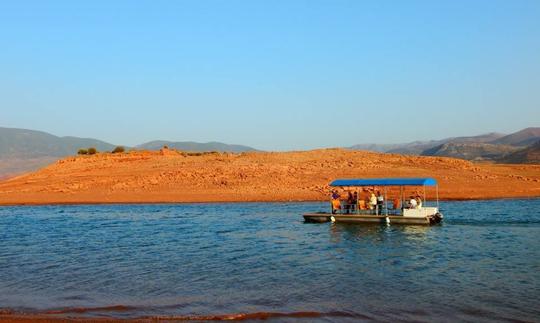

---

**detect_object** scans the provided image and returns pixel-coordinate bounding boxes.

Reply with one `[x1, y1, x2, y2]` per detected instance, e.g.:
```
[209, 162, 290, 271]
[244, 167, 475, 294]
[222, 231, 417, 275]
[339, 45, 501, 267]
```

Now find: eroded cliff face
[0, 148, 539, 205]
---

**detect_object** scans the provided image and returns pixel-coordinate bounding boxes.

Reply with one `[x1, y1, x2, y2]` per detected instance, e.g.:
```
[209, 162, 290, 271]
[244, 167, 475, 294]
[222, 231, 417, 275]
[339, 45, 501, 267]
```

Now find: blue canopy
[330, 178, 437, 187]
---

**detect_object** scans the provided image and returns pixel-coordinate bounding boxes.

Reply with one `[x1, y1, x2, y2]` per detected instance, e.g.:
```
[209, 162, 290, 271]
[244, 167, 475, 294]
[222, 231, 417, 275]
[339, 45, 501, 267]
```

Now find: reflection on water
[0, 199, 539, 322]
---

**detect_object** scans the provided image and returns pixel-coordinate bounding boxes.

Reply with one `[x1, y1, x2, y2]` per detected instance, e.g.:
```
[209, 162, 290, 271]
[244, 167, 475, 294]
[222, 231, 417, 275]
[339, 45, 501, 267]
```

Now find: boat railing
[334, 203, 436, 217]
[335, 203, 402, 216]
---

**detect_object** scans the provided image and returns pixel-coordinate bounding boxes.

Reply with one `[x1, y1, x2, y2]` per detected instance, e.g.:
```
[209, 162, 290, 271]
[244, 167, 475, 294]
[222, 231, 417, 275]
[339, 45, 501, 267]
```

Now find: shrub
[77, 149, 88, 155]
[112, 146, 125, 153]
[163, 145, 169, 149]
[87, 147, 97, 155]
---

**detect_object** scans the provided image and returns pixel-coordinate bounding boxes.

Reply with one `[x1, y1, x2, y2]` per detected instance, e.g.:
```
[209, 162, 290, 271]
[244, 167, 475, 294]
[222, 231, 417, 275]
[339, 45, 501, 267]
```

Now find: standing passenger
[346, 191, 355, 214]
[352, 192, 358, 213]
[376, 191, 384, 215]
[331, 190, 341, 214]
[369, 191, 377, 214]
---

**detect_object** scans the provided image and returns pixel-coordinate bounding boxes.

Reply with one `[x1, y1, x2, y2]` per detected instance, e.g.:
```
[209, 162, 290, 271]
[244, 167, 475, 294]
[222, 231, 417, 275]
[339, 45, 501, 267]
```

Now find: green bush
[87, 147, 97, 155]
[77, 149, 88, 155]
[112, 146, 125, 153]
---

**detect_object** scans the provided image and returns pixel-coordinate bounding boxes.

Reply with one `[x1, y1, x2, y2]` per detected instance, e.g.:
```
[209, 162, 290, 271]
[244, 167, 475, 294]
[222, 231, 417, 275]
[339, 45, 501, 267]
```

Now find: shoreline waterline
[1, 195, 540, 207]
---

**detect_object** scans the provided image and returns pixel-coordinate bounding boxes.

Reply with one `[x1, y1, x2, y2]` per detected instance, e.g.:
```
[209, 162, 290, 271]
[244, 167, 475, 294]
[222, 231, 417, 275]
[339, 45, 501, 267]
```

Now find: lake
[1, 199, 539, 322]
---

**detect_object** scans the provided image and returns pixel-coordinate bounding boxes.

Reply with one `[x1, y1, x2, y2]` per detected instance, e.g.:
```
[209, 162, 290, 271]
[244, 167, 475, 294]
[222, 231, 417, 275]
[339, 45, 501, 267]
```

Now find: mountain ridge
[136, 140, 258, 153]
[1, 126, 539, 178]
[349, 129, 539, 161]
[0, 127, 259, 177]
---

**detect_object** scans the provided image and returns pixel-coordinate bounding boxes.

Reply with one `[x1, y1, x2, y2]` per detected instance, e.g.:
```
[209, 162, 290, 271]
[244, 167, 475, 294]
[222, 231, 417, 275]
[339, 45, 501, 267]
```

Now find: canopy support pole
[356, 188, 359, 214]
[436, 185, 439, 210]
[400, 186, 404, 215]
[384, 186, 388, 216]
[423, 186, 426, 206]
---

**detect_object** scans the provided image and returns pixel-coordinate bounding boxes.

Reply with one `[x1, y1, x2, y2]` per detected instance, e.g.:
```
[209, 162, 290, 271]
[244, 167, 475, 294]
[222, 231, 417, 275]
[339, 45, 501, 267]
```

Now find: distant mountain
[0, 127, 119, 178]
[447, 132, 506, 144]
[352, 132, 507, 156]
[0, 127, 260, 178]
[489, 127, 540, 146]
[421, 143, 520, 161]
[497, 140, 540, 164]
[385, 140, 445, 155]
[348, 143, 407, 153]
[0, 127, 116, 158]
[136, 140, 258, 153]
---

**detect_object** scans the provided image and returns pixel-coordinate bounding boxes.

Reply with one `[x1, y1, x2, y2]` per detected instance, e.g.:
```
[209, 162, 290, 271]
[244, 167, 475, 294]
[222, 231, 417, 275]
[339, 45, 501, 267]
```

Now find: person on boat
[409, 195, 418, 209]
[376, 191, 384, 215]
[331, 190, 341, 214]
[415, 195, 423, 208]
[393, 198, 400, 210]
[353, 191, 358, 212]
[369, 191, 377, 214]
[346, 191, 355, 214]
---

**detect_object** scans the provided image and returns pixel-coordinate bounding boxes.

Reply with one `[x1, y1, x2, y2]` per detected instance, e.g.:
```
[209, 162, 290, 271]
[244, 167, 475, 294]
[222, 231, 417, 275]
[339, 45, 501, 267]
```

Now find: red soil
[0, 148, 539, 205]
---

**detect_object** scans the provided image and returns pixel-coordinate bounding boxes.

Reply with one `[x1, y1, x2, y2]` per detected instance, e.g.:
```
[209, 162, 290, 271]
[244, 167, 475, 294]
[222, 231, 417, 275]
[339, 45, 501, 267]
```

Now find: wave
[445, 219, 540, 226]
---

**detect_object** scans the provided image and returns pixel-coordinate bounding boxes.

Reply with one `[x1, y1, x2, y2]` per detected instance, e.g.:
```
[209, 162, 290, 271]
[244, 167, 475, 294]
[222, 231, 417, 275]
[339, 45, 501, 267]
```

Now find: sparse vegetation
[87, 147, 97, 155]
[77, 149, 88, 155]
[112, 146, 125, 153]
[181, 151, 220, 157]
[163, 145, 169, 149]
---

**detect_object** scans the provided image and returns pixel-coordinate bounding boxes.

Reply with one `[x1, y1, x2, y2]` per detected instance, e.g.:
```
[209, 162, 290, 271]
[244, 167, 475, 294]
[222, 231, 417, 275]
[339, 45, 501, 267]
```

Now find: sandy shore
[0, 148, 539, 205]
[0, 311, 330, 322]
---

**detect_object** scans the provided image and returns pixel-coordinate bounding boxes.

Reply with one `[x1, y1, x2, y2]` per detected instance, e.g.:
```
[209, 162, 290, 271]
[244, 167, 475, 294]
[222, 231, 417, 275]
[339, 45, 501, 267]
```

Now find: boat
[303, 178, 444, 225]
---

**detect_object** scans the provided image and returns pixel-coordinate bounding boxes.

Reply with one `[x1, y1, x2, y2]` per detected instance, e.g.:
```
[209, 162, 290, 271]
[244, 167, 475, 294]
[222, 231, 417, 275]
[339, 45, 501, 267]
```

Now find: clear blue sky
[1, 0, 539, 150]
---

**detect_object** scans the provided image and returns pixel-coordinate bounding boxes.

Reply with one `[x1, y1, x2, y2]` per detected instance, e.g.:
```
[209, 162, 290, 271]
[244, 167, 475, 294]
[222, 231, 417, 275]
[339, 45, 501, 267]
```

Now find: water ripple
[0, 199, 539, 321]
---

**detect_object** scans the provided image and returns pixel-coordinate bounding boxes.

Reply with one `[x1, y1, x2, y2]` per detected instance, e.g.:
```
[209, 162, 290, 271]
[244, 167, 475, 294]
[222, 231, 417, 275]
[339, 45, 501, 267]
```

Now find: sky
[0, 0, 539, 151]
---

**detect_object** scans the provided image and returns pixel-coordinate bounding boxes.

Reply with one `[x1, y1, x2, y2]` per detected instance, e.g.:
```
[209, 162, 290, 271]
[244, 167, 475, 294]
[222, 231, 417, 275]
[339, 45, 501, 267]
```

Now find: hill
[0, 148, 539, 205]
[498, 141, 540, 164]
[421, 143, 519, 161]
[490, 127, 540, 146]
[0, 127, 116, 158]
[136, 140, 258, 153]
[0, 127, 118, 177]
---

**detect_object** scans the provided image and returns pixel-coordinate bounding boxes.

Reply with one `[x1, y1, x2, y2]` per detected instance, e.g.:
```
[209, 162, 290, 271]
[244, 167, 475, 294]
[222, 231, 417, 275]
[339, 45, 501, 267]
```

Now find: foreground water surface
[0, 199, 539, 322]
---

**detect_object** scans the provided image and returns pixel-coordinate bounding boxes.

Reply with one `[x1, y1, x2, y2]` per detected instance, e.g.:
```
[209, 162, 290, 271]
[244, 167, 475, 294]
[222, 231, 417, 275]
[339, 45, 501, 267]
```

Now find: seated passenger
[358, 199, 367, 210]
[415, 195, 423, 209]
[392, 198, 400, 210]
[409, 196, 418, 209]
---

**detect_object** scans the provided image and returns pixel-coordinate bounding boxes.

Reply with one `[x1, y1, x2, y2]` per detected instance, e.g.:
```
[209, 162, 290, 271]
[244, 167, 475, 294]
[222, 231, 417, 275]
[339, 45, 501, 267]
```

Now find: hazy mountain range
[349, 127, 540, 162]
[136, 140, 257, 153]
[0, 126, 539, 178]
[0, 127, 258, 178]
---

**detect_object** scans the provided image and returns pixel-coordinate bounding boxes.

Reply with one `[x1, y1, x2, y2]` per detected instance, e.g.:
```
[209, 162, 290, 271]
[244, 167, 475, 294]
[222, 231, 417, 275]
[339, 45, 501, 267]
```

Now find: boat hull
[303, 213, 443, 225]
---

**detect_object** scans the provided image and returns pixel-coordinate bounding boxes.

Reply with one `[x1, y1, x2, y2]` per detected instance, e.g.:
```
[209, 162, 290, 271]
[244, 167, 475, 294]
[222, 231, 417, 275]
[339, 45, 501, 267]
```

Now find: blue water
[0, 199, 539, 322]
